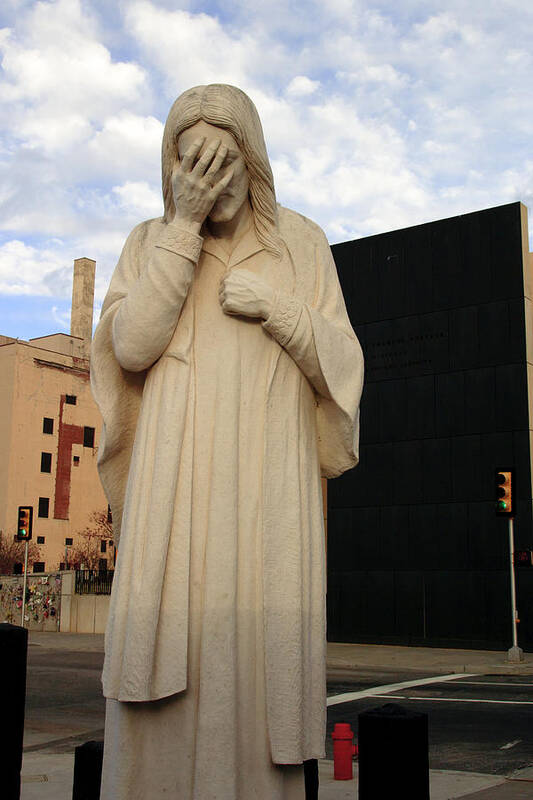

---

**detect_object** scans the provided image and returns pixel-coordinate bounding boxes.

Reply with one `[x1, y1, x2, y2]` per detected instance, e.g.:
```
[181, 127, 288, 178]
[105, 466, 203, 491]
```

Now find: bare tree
[0, 532, 42, 575]
[66, 509, 114, 570]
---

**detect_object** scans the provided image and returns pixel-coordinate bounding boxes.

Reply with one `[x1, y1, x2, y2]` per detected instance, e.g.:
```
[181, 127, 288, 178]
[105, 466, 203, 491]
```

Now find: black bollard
[72, 740, 104, 800]
[304, 758, 319, 800]
[358, 703, 429, 799]
[0, 623, 28, 800]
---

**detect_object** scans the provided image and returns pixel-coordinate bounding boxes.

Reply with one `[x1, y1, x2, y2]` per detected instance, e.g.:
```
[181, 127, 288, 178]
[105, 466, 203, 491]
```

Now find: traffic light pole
[21, 540, 29, 628]
[507, 517, 524, 663]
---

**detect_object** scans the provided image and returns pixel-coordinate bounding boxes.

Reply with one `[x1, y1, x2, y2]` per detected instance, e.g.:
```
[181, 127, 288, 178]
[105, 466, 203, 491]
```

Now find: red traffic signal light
[515, 550, 532, 567]
[495, 470, 513, 516]
[16, 506, 33, 541]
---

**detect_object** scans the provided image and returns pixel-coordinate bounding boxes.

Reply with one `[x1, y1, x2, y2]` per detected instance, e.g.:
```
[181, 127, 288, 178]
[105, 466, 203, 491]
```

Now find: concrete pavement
[21, 632, 533, 798]
[20, 753, 533, 799]
[327, 641, 533, 677]
[27, 631, 533, 673]
[28, 631, 105, 652]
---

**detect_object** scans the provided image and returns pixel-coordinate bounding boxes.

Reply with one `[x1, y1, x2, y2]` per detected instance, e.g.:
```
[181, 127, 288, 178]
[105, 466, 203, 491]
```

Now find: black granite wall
[329, 201, 533, 650]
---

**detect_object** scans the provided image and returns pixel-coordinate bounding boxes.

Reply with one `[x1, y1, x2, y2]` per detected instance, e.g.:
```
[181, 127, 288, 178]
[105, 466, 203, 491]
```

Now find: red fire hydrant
[332, 722, 357, 780]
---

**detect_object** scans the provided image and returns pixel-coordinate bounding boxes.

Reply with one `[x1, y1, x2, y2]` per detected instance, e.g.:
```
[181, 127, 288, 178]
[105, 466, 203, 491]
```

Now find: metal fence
[75, 569, 114, 595]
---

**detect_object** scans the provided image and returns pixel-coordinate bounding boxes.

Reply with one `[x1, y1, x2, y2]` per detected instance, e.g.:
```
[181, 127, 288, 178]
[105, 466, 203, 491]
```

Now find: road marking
[326, 673, 477, 707]
[341, 694, 533, 707]
[500, 740, 522, 750]
[21, 775, 49, 784]
[23, 729, 105, 753]
[375, 696, 533, 706]
[456, 681, 533, 688]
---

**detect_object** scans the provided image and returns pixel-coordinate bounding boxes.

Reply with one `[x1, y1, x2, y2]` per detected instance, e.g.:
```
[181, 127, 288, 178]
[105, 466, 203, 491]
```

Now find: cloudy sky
[0, 0, 532, 339]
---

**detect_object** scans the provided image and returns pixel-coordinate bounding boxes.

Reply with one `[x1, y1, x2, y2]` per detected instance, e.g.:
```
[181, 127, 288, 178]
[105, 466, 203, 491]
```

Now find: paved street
[25, 636, 533, 777]
[24, 638, 105, 752]
[20, 634, 533, 799]
[327, 671, 533, 775]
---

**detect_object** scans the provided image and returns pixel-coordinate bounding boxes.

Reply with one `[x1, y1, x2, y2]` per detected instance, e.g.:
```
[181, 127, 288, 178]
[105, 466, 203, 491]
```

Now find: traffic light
[495, 470, 513, 516]
[515, 550, 533, 567]
[16, 506, 33, 541]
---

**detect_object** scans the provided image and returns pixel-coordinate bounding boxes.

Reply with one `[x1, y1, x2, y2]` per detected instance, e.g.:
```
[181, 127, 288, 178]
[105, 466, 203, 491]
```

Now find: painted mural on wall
[0, 572, 62, 630]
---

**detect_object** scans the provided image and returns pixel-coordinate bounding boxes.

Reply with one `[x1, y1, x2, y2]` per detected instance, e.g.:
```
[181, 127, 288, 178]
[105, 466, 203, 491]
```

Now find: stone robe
[91, 205, 363, 795]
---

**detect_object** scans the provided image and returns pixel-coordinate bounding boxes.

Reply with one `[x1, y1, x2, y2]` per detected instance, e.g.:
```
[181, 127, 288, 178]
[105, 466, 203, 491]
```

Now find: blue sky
[1, 0, 532, 340]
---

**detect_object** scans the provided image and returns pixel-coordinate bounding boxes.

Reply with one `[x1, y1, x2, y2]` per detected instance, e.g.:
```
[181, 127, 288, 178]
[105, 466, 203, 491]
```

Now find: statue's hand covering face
[91, 83, 364, 800]
[177, 121, 250, 225]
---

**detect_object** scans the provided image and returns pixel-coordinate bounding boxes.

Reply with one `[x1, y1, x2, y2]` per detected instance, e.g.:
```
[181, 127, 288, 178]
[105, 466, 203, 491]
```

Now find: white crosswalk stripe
[327, 673, 478, 706]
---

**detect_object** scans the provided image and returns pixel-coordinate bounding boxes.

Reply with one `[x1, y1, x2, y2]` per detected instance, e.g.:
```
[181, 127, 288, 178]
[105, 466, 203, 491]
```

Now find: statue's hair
[162, 84, 282, 258]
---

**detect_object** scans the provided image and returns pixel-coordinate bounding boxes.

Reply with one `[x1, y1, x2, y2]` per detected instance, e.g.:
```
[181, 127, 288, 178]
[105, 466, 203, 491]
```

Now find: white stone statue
[91, 84, 363, 799]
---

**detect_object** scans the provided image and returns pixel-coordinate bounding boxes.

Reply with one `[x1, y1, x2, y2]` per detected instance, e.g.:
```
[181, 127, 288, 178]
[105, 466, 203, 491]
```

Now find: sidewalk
[318, 762, 533, 799]
[20, 754, 533, 799]
[28, 631, 533, 674]
[28, 631, 105, 652]
[327, 641, 533, 676]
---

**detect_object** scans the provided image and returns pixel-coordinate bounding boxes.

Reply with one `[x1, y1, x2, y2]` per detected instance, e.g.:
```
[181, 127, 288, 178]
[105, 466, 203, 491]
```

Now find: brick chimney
[70, 257, 96, 350]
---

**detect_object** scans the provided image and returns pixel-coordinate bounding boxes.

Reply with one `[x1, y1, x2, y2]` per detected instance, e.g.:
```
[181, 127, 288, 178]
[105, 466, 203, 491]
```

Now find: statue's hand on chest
[219, 269, 276, 320]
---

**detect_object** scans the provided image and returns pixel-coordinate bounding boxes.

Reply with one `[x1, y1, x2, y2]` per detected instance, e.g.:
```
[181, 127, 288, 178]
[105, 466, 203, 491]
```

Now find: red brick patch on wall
[54, 395, 84, 520]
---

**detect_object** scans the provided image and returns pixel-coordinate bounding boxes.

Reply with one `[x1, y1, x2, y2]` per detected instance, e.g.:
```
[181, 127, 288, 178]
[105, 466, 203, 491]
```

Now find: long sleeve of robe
[91, 205, 364, 778]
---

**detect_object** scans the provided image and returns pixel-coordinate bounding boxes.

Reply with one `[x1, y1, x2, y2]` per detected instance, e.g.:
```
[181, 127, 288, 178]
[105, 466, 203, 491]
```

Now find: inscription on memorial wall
[363, 323, 448, 380]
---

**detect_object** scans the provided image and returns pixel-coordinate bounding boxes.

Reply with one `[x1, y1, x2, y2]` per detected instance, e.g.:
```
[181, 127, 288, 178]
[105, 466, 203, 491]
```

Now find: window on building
[59, 562, 66, 571]
[65, 395, 77, 405]
[107, 505, 112, 524]
[13, 562, 23, 575]
[100, 539, 107, 553]
[99, 558, 108, 571]
[37, 536, 45, 544]
[43, 417, 54, 434]
[65, 537, 73, 546]
[73, 455, 80, 466]
[33, 562, 45, 573]
[83, 426, 95, 448]
[38, 497, 49, 518]
[40, 452, 52, 473]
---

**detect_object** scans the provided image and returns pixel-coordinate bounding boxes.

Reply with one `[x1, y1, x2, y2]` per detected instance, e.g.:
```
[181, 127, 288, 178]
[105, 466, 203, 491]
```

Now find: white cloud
[286, 76, 321, 97]
[87, 113, 163, 181]
[0, 0, 532, 335]
[413, 12, 460, 40]
[51, 305, 70, 330]
[0, 239, 71, 295]
[338, 64, 409, 88]
[0, 0, 148, 122]
[124, 2, 254, 92]
[0, 0, 161, 293]
[112, 180, 162, 218]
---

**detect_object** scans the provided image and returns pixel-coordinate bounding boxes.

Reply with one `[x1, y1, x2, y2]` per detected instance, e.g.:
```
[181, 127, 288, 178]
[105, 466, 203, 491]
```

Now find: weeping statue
[91, 84, 364, 800]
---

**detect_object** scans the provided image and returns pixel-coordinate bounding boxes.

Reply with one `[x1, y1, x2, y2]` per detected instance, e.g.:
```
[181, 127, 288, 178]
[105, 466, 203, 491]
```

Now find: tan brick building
[0, 258, 111, 572]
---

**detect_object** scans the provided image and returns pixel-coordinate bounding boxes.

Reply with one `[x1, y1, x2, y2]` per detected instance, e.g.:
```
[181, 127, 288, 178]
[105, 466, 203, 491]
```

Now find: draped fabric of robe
[91, 205, 363, 797]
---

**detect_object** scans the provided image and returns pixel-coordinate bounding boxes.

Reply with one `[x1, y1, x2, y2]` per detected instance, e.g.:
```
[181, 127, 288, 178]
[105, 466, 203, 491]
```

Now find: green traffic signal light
[16, 506, 33, 541]
[495, 470, 513, 516]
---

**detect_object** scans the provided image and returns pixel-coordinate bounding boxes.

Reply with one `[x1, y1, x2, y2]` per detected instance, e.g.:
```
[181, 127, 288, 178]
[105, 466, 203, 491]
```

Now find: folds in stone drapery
[90, 207, 364, 761]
